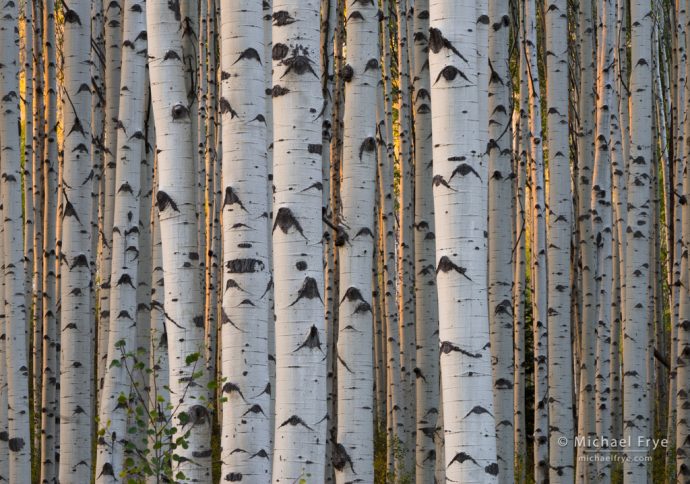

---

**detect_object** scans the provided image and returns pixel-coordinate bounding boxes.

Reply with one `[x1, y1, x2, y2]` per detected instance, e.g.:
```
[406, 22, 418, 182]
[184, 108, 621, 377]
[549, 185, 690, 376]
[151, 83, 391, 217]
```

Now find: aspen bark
[335, 0, 379, 480]
[0, 1, 30, 479]
[412, 0, 440, 481]
[59, 0, 95, 480]
[487, 1, 515, 481]
[219, 0, 272, 480]
[270, 0, 327, 480]
[623, 0, 653, 480]
[147, 0, 211, 480]
[95, 0, 148, 479]
[429, 0, 498, 481]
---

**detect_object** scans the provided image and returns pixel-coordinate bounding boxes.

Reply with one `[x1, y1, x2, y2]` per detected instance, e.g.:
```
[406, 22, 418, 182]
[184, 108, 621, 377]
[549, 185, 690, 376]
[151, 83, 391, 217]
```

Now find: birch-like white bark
[271, 0, 327, 480]
[429, 0, 498, 481]
[219, 0, 271, 480]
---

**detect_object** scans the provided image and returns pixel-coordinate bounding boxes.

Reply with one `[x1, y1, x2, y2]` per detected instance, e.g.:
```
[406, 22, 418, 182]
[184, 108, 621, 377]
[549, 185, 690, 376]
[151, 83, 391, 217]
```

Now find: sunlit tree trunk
[545, 0, 574, 481]
[592, 1, 615, 481]
[40, 2, 59, 481]
[514, 37, 529, 484]
[575, 0, 597, 479]
[429, 0, 498, 481]
[523, 0, 549, 480]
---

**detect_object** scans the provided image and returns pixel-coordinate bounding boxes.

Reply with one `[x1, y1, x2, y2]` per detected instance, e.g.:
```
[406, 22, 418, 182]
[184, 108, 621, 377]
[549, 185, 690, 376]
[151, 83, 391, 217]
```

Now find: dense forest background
[0, 0, 684, 483]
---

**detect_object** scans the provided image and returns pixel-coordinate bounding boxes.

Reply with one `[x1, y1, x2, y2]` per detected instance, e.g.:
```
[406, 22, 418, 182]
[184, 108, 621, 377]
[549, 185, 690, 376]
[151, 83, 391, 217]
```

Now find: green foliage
[373, 423, 413, 484]
[95, 342, 213, 483]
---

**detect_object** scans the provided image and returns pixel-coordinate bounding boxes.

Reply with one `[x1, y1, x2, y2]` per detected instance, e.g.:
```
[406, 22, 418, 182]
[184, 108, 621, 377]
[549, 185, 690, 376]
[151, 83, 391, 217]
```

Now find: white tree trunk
[545, 0, 574, 481]
[147, 0, 211, 481]
[98, 0, 123, 393]
[575, 0, 597, 479]
[412, 0, 440, 481]
[0, 2, 30, 478]
[623, 0, 653, 481]
[487, 1, 514, 481]
[335, 0, 379, 481]
[219, 0, 272, 481]
[270, 0, 327, 480]
[95, 0, 148, 479]
[592, 1, 615, 481]
[429, 0, 498, 481]
[59, 1, 94, 480]
[40, 2, 60, 481]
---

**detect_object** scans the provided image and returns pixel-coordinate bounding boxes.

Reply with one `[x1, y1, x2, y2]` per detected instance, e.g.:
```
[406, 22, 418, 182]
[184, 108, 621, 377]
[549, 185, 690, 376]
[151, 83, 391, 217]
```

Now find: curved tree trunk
[270, 0, 327, 480]
[429, 0, 498, 481]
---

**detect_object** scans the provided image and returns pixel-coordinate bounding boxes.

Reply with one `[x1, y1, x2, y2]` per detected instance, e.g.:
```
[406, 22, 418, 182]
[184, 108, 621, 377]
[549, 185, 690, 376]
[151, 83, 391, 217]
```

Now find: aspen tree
[95, 0, 148, 479]
[270, 0, 327, 479]
[487, 0, 515, 481]
[622, 0, 653, 480]
[545, 0, 574, 480]
[575, 0, 597, 478]
[524, 0, 549, 479]
[147, 0, 211, 480]
[98, 0, 122, 391]
[335, 0, 379, 479]
[219, 0, 271, 480]
[40, 2, 59, 481]
[592, 1, 616, 480]
[412, 0, 440, 481]
[0, 0, 30, 479]
[429, 0, 498, 481]
[59, 0, 95, 480]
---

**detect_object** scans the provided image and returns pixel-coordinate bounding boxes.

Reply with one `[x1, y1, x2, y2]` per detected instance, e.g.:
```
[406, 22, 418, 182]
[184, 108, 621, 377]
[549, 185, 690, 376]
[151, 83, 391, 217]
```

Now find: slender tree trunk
[147, 1, 211, 480]
[592, 2, 615, 480]
[622, 0, 653, 480]
[487, 1, 515, 481]
[429, 0, 498, 481]
[270, 0, 327, 480]
[40, 2, 59, 481]
[575, 0, 597, 478]
[98, 0, 123, 395]
[59, 0, 95, 480]
[412, 0, 440, 481]
[95, 0, 148, 479]
[523, 0, 549, 479]
[545, 0, 574, 481]
[334, 0, 379, 481]
[1, 1, 30, 479]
